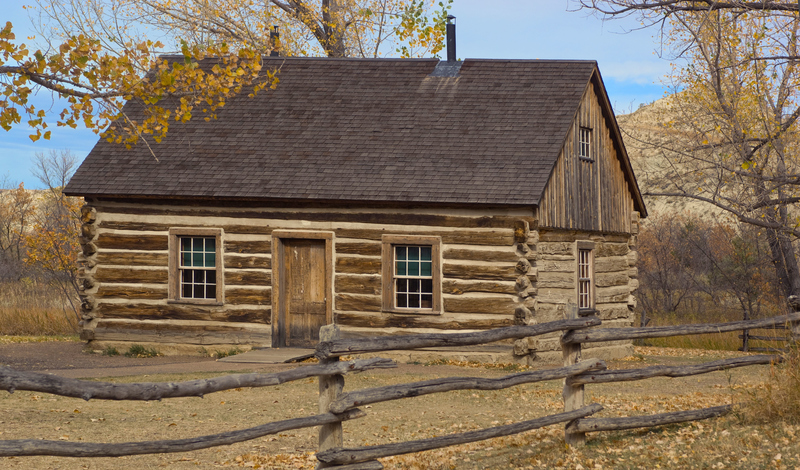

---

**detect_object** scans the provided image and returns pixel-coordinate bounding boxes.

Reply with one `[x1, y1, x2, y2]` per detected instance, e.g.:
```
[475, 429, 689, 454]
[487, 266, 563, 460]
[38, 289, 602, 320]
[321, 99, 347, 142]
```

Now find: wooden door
[279, 239, 328, 347]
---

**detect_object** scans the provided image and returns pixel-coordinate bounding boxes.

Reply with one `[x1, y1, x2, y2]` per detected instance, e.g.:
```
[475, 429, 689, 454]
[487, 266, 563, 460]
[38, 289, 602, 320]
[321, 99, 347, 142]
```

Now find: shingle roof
[65, 57, 600, 206]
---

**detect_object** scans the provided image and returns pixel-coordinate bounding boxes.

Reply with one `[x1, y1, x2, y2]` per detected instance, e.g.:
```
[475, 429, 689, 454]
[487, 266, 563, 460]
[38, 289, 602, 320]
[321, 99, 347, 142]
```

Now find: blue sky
[1, 0, 669, 188]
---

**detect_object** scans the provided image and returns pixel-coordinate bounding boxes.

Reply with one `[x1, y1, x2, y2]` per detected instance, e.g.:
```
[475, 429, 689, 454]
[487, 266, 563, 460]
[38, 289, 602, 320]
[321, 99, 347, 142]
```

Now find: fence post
[562, 301, 585, 446]
[790, 296, 800, 348]
[318, 324, 344, 466]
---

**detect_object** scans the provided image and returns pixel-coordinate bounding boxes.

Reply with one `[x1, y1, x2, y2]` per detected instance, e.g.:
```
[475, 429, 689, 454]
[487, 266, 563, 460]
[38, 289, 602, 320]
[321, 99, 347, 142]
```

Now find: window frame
[576, 241, 595, 314]
[381, 235, 442, 315]
[168, 227, 224, 305]
[578, 127, 594, 163]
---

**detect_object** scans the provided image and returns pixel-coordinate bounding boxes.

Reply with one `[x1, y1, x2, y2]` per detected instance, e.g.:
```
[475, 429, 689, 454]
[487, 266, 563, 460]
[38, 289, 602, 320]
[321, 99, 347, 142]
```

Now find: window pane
[420, 246, 431, 260]
[182, 283, 192, 298]
[193, 252, 203, 267]
[421, 279, 433, 294]
[409, 279, 420, 293]
[408, 295, 420, 308]
[182, 252, 191, 267]
[395, 246, 407, 261]
[207, 284, 216, 299]
[205, 252, 215, 267]
[205, 238, 215, 252]
[194, 284, 204, 298]
[421, 294, 432, 308]
[396, 262, 407, 276]
[192, 238, 204, 250]
[397, 278, 407, 292]
[181, 238, 191, 251]
[408, 262, 419, 276]
[421, 261, 431, 276]
[408, 247, 419, 261]
[182, 270, 192, 282]
[396, 292, 407, 308]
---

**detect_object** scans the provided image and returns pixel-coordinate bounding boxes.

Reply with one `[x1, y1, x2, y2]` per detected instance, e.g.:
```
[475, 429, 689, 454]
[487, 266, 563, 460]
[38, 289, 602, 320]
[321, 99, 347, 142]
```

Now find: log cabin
[64, 54, 646, 363]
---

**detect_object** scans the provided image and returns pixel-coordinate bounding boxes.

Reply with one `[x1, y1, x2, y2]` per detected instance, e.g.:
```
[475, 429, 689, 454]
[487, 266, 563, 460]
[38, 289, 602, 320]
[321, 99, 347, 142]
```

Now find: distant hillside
[617, 96, 728, 221]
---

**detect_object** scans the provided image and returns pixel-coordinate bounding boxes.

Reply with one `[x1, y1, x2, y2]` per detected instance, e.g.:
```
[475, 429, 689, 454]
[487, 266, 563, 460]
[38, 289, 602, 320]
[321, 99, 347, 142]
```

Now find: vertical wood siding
[539, 82, 635, 233]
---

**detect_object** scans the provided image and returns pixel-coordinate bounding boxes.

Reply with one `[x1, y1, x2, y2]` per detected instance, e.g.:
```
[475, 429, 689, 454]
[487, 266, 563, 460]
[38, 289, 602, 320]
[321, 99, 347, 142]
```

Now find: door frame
[271, 230, 334, 347]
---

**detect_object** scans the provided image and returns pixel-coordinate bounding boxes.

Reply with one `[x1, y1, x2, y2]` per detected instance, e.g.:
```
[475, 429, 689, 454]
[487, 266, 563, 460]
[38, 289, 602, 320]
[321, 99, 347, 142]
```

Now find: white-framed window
[169, 228, 224, 304]
[382, 235, 441, 314]
[577, 241, 595, 311]
[579, 127, 593, 162]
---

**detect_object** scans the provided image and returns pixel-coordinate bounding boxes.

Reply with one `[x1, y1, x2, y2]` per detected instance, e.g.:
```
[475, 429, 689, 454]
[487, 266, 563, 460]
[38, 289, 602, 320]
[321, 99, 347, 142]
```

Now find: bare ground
[0, 341, 793, 469]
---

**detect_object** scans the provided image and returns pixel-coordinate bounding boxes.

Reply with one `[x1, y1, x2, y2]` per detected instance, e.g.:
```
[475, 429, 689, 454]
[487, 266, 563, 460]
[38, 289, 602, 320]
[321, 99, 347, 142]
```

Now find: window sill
[578, 308, 598, 317]
[168, 299, 224, 307]
[383, 308, 442, 316]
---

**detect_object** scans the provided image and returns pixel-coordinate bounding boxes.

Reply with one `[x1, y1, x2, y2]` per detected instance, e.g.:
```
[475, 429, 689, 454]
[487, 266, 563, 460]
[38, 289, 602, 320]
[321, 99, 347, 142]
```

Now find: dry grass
[0, 280, 78, 336]
[738, 346, 800, 424]
[644, 330, 743, 351]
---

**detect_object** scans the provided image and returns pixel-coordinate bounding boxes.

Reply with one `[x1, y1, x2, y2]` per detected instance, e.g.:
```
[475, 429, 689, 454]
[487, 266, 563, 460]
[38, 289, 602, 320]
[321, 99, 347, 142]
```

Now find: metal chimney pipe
[270, 25, 280, 57]
[446, 15, 456, 62]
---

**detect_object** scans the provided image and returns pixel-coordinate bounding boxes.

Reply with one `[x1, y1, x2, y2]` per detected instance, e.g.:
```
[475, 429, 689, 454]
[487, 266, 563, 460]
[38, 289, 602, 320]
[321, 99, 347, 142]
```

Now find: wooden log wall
[78, 200, 535, 348]
[520, 212, 639, 359]
[538, 81, 635, 234]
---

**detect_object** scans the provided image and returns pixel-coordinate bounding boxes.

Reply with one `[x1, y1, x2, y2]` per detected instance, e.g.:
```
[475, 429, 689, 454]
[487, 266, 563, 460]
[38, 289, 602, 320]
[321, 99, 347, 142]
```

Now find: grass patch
[643, 330, 743, 351]
[101, 346, 120, 356]
[199, 347, 244, 359]
[0, 281, 78, 336]
[739, 346, 800, 424]
[420, 358, 531, 372]
[124, 345, 162, 358]
[0, 335, 79, 345]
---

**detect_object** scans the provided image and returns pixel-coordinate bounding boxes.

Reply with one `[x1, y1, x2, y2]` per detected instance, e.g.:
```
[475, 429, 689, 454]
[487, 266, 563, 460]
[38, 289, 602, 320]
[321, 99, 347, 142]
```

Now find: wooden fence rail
[0, 308, 798, 467]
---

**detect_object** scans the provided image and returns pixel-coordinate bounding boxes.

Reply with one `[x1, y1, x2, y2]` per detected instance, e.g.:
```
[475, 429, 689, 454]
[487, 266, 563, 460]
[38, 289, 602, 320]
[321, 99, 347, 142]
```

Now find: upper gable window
[579, 127, 593, 163]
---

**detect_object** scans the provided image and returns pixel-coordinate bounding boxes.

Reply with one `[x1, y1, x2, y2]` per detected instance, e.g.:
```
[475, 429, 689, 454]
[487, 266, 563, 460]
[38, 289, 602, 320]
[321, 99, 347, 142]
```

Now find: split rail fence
[0, 307, 799, 469]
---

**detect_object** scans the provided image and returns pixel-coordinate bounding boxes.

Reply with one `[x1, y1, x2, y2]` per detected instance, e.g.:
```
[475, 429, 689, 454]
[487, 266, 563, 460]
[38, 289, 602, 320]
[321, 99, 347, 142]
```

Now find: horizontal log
[739, 334, 790, 342]
[336, 312, 514, 330]
[330, 359, 605, 413]
[595, 243, 630, 257]
[443, 248, 519, 263]
[224, 255, 271, 269]
[443, 263, 517, 282]
[95, 303, 267, 323]
[443, 296, 516, 315]
[336, 257, 382, 275]
[316, 316, 600, 358]
[0, 357, 394, 400]
[334, 228, 515, 246]
[595, 257, 629, 273]
[741, 347, 788, 353]
[336, 241, 382, 256]
[99, 220, 270, 235]
[335, 275, 381, 296]
[563, 312, 800, 344]
[95, 267, 168, 284]
[96, 285, 166, 300]
[98, 207, 531, 229]
[225, 240, 271, 254]
[93, 319, 272, 343]
[0, 408, 366, 457]
[567, 355, 781, 385]
[316, 404, 603, 465]
[336, 294, 382, 312]
[96, 252, 168, 267]
[567, 404, 733, 434]
[226, 270, 271, 286]
[97, 233, 168, 251]
[442, 279, 517, 295]
[334, 461, 383, 470]
[225, 288, 272, 306]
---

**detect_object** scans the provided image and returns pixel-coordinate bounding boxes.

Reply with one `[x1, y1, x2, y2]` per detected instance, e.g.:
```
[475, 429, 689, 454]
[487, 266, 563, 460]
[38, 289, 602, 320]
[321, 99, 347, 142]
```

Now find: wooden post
[789, 296, 800, 350]
[562, 301, 585, 446]
[318, 324, 344, 468]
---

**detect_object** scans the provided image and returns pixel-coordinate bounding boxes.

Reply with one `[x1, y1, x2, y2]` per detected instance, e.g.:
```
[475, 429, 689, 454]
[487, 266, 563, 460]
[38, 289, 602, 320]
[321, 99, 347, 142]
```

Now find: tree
[1, 1, 448, 146]
[22, 149, 83, 322]
[582, 0, 800, 298]
[0, 180, 34, 280]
